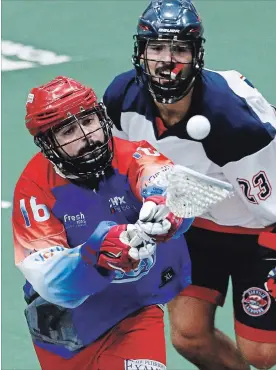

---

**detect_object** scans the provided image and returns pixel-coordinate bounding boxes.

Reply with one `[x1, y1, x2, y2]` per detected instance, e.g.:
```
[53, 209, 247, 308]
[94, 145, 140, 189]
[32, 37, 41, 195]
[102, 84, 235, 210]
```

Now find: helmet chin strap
[52, 163, 78, 180]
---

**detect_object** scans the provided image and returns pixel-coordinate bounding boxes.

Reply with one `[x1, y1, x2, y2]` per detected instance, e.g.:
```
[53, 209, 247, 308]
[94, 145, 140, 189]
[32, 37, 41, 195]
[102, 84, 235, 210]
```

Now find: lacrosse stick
[130, 165, 234, 253]
[151, 165, 234, 218]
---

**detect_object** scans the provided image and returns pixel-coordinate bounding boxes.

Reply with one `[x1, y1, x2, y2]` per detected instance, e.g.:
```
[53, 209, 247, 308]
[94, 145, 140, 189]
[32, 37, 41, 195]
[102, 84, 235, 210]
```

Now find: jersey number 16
[20, 197, 50, 227]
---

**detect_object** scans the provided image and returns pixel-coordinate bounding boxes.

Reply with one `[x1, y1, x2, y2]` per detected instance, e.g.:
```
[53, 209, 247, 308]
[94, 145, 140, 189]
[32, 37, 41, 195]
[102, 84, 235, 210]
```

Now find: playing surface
[2, 1, 275, 369]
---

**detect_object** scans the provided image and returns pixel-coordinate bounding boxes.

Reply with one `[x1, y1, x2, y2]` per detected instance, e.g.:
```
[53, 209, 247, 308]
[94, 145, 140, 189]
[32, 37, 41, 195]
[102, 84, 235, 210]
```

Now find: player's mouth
[154, 65, 183, 85]
[153, 63, 188, 85]
[155, 73, 180, 87]
[159, 71, 173, 82]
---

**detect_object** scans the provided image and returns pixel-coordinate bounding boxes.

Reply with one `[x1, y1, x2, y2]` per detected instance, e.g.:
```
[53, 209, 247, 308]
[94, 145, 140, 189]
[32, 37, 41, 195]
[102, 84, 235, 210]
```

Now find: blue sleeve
[172, 218, 194, 238]
[103, 70, 136, 132]
[18, 221, 117, 308]
[103, 77, 124, 131]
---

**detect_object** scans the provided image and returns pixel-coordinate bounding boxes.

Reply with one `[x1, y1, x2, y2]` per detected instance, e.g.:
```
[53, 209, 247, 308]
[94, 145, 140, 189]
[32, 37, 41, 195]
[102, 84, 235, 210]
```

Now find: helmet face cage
[35, 103, 114, 179]
[133, 36, 204, 104]
[132, 0, 205, 104]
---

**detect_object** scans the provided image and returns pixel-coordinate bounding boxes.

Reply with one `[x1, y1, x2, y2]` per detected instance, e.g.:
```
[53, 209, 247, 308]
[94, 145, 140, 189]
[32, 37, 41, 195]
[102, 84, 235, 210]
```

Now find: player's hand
[97, 224, 156, 273]
[138, 196, 184, 242]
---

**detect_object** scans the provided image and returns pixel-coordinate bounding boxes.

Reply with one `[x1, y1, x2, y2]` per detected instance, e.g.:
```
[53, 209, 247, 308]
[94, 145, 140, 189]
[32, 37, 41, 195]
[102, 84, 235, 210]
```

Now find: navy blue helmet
[132, 0, 205, 104]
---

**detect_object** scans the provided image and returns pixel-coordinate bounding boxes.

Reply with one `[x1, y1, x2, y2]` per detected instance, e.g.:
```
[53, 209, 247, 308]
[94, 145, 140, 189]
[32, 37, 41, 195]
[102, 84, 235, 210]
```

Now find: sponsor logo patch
[124, 359, 166, 370]
[109, 196, 137, 214]
[63, 212, 87, 228]
[34, 246, 65, 262]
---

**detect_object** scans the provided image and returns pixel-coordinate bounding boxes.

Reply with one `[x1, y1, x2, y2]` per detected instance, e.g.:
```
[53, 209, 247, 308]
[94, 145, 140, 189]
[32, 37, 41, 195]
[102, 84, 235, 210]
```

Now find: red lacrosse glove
[97, 224, 156, 273]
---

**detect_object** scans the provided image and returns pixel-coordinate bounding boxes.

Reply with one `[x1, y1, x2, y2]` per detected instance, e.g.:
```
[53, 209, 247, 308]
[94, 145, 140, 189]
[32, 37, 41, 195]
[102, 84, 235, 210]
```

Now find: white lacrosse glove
[126, 224, 157, 260]
[137, 196, 185, 242]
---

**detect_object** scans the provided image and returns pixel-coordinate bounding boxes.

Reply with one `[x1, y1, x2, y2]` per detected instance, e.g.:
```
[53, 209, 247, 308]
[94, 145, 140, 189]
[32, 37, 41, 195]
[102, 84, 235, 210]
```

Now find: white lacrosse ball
[186, 115, 211, 140]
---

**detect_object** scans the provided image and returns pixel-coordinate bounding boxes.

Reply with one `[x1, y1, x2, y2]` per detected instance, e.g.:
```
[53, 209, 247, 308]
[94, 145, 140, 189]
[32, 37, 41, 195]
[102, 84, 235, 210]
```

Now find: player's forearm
[17, 243, 114, 308]
[137, 163, 173, 201]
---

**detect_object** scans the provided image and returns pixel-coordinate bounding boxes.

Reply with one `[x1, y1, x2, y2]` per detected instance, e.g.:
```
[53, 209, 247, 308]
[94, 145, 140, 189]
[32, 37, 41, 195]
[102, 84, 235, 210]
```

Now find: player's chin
[152, 76, 180, 88]
[152, 76, 171, 84]
[81, 148, 108, 163]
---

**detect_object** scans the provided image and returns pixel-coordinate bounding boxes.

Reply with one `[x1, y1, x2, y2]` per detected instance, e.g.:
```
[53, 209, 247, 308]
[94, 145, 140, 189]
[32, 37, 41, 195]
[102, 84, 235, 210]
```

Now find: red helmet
[25, 76, 98, 136]
[26, 76, 114, 180]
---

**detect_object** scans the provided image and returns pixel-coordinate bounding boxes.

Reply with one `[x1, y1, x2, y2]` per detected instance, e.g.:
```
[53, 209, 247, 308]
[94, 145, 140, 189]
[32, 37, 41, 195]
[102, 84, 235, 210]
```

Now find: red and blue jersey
[12, 137, 192, 358]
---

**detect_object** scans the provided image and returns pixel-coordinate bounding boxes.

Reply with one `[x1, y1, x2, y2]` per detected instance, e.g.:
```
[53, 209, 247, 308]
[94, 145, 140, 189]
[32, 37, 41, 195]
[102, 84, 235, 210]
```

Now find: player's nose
[161, 46, 176, 62]
[82, 128, 101, 145]
[80, 126, 96, 142]
[161, 50, 173, 62]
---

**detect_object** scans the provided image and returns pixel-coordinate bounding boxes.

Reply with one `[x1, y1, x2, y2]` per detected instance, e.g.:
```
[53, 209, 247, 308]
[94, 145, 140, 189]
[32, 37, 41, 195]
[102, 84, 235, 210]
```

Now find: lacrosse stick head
[153, 165, 234, 218]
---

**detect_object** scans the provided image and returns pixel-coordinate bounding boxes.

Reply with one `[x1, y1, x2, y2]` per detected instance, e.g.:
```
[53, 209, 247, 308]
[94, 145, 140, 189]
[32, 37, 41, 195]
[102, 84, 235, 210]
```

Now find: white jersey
[103, 68, 276, 229]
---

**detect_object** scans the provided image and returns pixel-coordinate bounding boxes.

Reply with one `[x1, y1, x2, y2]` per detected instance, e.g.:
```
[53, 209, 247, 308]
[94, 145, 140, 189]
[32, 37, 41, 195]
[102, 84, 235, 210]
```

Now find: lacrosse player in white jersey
[103, 1, 276, 369]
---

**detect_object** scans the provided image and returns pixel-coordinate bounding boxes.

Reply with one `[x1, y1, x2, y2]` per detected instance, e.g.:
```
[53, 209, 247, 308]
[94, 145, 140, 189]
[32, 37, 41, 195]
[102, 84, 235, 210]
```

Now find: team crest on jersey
[242, 287, 271, 317]
[264, 267, 276, 300]
[112, 255, 156, 283]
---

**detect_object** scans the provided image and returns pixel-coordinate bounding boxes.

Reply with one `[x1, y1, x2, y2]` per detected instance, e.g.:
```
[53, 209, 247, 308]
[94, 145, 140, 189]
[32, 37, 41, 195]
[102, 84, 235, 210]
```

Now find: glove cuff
[80, 221, 117, 264]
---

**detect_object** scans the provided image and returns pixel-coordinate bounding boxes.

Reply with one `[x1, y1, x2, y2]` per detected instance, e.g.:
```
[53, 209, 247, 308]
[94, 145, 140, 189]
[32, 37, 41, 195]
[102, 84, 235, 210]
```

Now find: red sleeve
[128, 140, 173, 200]
[12, 176, 69, 265]
[112, 138, 173, 200]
